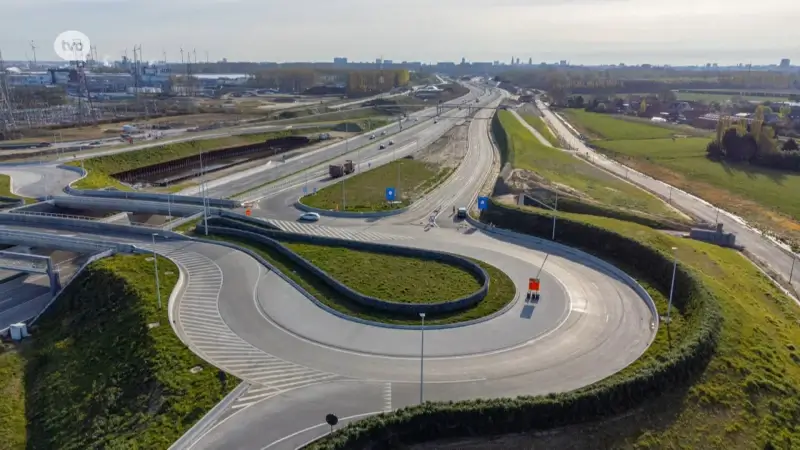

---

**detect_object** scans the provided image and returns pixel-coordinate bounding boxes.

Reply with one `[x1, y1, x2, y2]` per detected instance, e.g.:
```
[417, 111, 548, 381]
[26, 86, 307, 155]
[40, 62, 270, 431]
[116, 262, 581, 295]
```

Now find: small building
[689, 223, 736, 247]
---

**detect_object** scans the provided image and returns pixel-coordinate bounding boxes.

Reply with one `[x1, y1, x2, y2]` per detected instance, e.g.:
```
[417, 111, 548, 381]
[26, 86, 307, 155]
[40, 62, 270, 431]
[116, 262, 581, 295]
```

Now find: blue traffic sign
[303, 186, 307, 194]
[477, 196, 489, 211]
[313, 187, 317, 194]
[385, 187, 396, 201]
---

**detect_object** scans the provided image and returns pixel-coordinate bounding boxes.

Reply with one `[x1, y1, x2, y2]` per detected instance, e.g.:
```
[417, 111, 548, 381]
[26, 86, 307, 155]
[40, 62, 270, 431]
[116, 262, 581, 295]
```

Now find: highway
[0, 82, 658, 450]
[535, 99, 800, 299]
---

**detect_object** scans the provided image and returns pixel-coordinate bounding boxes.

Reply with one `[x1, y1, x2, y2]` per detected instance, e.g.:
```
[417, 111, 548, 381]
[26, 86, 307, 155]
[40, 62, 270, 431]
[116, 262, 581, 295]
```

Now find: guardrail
[464, 214, 659, 325]
[200, 218, 489, 316]
[47, 195, 208, 217]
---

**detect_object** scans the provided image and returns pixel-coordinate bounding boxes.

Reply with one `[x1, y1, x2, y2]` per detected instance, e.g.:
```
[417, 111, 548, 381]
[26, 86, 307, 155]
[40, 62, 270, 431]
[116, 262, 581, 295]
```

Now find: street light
[419, 312, 426, 404]
[666, 247, 678, 324]
[198, 150, 209, 235]
[789, 251, 797, 285]
[552, 191, 559, 241]
[152, 233, 162, 310]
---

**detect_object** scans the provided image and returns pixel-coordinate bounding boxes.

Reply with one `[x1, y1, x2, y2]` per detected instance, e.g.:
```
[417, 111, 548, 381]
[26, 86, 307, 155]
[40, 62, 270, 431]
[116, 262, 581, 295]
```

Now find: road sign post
[385, 187, 395, 203]
[477, 196, 489, 212]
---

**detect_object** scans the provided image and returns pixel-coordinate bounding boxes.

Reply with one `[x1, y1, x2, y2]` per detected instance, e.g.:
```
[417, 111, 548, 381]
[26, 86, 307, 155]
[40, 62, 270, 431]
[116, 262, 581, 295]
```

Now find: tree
[639, 99, 647, 115]
[658, 90, 677, 103]
[782, 138, 799, 151]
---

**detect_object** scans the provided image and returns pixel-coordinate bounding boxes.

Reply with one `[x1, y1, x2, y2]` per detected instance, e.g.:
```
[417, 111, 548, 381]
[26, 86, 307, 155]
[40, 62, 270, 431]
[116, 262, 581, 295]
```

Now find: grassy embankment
[0, 174, 36, 205]
[67, 129, 323, 191]
[0, 254, 238, 449]
[496, 110, 686, 226]
[201, 231, 515, 325]
[468, 202, 800, 449]
[562, 109, 800, 243]
[300, 159, 454, 212]
[521, 114, 560, 147]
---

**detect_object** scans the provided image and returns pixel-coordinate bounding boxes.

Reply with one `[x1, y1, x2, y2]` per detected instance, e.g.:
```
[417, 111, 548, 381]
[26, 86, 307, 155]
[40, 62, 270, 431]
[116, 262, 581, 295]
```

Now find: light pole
[551, 191, 559, 241]
[666, 247, 678, 324]
[668, 186, 673, 204]
[152, 233, 162, 310]
[198, 150, 208, 235]
[341, 177, 346, 211]
[419, 312, 426, 404]
[715, 208, 720, 225]
[789, 251, 797, 284]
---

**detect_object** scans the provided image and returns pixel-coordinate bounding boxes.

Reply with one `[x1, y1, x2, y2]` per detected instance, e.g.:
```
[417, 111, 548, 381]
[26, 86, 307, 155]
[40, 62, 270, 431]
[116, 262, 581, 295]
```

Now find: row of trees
[706, 107, 800, 171]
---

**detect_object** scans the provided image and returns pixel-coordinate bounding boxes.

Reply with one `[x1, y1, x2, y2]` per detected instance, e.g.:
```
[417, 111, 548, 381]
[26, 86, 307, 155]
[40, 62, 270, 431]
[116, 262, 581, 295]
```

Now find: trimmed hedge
[303, 199, 722, 450]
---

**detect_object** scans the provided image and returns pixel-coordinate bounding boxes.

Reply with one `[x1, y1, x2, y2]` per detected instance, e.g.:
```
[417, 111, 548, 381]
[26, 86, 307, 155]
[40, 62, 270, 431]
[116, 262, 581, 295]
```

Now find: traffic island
[196, 218, 515, 326]
[0, 254, 238, 448]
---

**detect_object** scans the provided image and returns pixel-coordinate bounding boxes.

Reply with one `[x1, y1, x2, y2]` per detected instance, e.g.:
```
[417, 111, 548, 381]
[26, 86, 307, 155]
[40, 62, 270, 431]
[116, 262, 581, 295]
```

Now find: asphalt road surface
[535, 99, 800, 299]
[0, 82, 658, 450]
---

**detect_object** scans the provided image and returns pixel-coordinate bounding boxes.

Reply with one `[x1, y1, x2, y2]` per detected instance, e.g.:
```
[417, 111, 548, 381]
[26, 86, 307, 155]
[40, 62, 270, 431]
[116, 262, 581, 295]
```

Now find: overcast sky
[2, 0, 799, 66]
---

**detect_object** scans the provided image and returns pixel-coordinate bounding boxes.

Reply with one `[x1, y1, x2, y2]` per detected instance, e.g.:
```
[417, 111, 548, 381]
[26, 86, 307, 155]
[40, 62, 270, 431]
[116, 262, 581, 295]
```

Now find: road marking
[383, 383, 392, 412]
[260, 411, 383, 450]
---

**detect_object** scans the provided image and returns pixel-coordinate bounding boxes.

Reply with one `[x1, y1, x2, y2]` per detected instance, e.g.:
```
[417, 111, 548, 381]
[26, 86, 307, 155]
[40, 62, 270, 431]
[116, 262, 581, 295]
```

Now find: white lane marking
[383, 383, 392, 412]
[260, 412, 383, 450]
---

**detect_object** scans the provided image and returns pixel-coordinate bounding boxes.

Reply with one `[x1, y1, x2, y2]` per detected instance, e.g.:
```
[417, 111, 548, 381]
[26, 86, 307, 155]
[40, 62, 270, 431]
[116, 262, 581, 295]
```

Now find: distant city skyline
[2, 0, 799, 66]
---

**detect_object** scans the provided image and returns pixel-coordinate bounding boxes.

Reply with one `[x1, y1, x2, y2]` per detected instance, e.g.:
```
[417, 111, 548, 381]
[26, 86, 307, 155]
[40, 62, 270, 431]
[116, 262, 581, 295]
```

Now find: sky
[1, 0, 800, 66]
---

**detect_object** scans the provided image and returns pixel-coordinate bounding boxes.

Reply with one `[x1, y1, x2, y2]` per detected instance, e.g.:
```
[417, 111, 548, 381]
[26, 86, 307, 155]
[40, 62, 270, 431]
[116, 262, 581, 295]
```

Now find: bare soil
[417, 122, 469, 169]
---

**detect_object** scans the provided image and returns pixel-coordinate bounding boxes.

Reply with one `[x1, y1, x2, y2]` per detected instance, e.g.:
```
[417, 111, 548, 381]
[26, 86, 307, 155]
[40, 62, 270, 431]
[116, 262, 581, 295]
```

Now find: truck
[329, 160, 355, 178]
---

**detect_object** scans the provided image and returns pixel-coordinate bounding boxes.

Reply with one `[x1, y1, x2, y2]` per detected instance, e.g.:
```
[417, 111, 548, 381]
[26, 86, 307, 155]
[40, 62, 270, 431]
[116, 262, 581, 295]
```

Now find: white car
[388, 141, 394, 145]
[369, 134, 376, 140]
[381, 130, 387, 135]
[298, 212, 320, 222]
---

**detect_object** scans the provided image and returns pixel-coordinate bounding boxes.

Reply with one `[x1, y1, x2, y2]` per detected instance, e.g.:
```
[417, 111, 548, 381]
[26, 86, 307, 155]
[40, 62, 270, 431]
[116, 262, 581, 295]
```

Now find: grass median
[562, 109, 800, 243]
[299, 158, 454, 212]
[203, 234, 516, 325]
[0, 174, 36, 205]
[472, 201, 800, 449]
[0, 254, 238, 449]
[496, 110, 682, 222]
[522, 114, 560, 147]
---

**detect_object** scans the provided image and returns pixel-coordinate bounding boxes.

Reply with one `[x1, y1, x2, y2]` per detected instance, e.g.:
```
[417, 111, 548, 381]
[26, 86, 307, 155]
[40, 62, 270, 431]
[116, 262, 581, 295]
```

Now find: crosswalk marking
[264, 219, 412, 242]
[150, 241, 344, 413]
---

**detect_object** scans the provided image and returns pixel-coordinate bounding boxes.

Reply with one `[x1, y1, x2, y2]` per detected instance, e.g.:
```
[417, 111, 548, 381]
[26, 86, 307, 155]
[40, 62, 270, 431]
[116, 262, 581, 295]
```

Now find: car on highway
[369, 134, 376, 140]
[298, 212, 320, 222]
[388, 140, 394, 145]
[379, 143, 386, 150]
[456, 207, 467, 219]
[381, 131, 387, 135]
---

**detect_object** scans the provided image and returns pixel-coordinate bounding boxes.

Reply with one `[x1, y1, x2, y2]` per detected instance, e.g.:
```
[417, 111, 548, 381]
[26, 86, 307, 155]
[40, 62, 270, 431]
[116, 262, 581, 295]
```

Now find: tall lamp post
[198, 150, 208, 235]
[419, 312, 426, 404]
[152, 233, 162, 310]
[666, 247, 678, 324]
[789, 251, 797, 285]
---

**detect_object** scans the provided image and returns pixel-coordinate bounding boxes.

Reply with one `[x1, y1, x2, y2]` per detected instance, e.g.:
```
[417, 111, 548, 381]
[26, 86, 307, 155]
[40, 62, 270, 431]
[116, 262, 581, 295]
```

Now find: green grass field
[0, 254, 238, 449]
[478, 203, 800, 449]
[204, 234, 516, 325]
[563, 110, 800, 240]
[497, 110, 680, 220]
[285, 243, 481, 304]
[522, 114, 560, 146]
[560, 109, 677, 141]
[300, 159, 453, 212]
[69, 130, 316, 190]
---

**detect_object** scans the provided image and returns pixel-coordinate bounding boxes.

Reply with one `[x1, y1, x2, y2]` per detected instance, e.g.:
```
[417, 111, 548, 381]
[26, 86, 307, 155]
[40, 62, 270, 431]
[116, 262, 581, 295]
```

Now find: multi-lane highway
[535, 99, 800, 299]
[0, 82, 659, 450]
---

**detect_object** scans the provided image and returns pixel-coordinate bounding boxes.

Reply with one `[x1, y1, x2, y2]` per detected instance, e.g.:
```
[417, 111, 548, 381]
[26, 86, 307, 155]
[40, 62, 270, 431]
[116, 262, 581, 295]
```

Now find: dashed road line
[383, 382, 392, 412]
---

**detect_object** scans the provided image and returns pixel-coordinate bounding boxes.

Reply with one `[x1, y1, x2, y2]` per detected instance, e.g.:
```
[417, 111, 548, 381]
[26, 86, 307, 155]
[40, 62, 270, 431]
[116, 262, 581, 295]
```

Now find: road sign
[313, 187, 317, 194]
[477, 196, 489, 211]
[368, 162, 371, 169]
[303, 186, 307, 194]
[385, 187, 396, 202]
[528, 278, 540, 291]
[245, 209, 252, 217]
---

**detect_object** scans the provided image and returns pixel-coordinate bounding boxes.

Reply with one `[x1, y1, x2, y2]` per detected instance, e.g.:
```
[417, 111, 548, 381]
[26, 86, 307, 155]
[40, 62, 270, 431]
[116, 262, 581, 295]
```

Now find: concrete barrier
[57, 163, 241, 208]
[294, 197, 409, 219]
[200, 219, 489, 316]
[465, 214, 659, 325]
[47, 195, 208, 217]
[0, 212, 189, 241]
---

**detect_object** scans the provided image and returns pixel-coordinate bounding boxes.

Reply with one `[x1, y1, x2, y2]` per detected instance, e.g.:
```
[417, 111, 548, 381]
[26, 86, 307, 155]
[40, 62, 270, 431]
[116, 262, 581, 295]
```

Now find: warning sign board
[528, 278, 540, 291]
[245, 209, 252, 216]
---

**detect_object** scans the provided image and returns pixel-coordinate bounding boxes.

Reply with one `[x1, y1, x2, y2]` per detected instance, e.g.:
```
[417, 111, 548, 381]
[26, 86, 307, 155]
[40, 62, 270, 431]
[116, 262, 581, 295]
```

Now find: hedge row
[304, 199, 722, 450]
[521, 194, 691, 231]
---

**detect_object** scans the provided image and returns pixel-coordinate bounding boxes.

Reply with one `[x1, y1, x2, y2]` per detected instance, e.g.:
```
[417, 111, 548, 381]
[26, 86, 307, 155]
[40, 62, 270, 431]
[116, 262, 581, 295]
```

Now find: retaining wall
[201, 218, 489, 316]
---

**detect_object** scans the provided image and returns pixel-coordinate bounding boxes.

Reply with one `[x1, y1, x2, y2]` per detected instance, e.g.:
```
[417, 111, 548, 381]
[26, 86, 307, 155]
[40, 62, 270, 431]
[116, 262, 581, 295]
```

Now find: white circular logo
[53, 30, 91, 61]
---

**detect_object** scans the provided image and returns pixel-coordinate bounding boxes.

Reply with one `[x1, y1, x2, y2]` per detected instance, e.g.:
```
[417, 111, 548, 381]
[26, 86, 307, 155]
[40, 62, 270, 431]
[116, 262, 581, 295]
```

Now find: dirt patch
[506, 168, 589, 200]
[418, 122, 469, 169]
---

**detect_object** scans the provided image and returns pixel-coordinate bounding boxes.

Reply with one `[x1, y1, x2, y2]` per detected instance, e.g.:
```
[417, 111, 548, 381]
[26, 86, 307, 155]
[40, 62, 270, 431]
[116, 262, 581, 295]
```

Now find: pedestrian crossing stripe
[266, 220, 412, 242]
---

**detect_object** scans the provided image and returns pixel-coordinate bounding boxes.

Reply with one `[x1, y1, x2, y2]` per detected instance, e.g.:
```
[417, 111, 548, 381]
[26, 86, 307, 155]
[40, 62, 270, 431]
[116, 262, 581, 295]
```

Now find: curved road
[0, 82, 657, 450]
